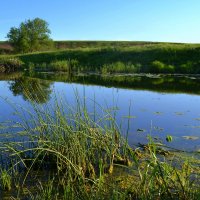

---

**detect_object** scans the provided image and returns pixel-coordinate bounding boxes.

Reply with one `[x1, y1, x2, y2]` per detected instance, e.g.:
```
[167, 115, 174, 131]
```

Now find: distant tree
[7, 18, 53, 53]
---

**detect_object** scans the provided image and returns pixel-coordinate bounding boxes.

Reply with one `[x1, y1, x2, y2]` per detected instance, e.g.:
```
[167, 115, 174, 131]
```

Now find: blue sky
[1, 0, 200, 43]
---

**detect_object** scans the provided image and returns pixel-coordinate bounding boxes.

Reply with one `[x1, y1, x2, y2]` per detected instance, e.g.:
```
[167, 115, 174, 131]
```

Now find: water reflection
[27, 72, 200, 95]
[0, 72, 23, 80]
[8, 76, 52, 103]
[2, 72, 200, 97]
[1, 72, 200, 151]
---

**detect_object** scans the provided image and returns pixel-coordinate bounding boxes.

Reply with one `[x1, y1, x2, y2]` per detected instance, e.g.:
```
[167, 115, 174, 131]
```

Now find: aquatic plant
[0, 89, 200, 199]
[0, 169, 12, 191]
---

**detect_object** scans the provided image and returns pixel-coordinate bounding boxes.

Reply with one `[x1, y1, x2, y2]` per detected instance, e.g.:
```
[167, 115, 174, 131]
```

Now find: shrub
[101, 62, 138, 74]
[101, 64, 109, 74]
[49, 59, 79, 72]
[150, 60, 165, 73]
[113, 61, 126, 72]
[163, 64, 175, 73]
[179, 61, 194, 74]
[151, 61, 175, 73]
[69, 59, 79, 71]
[135, 63, 142, 73]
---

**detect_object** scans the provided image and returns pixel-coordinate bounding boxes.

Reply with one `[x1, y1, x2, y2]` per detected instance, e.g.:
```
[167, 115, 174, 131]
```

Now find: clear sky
[1, 0, 200, 43]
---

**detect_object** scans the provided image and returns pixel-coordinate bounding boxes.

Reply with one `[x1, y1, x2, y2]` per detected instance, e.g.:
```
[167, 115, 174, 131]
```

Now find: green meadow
[1, 41, 200, 74]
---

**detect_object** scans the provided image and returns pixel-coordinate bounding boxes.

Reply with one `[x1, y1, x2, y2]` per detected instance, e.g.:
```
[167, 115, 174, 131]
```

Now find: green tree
[7, 18, 53, 53]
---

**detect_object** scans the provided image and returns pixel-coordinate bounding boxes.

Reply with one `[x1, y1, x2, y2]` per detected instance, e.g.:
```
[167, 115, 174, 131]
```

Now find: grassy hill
[54, 40, 162, 49]
[1, 41, 200, 74]
[0, 40, 191, 52]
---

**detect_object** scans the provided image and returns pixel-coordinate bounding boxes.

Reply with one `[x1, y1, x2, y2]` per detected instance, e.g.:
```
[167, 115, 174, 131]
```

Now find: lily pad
[182, 136, 199, 140]
[195, 118, 200, 121]
[123, 115, 137, 119]
[154, 112, 162, 115]
[175, 112, 184, 116]
[154, 126, 164, 131]
[191, 126, 200, 129]
[137, 128, 146, 133]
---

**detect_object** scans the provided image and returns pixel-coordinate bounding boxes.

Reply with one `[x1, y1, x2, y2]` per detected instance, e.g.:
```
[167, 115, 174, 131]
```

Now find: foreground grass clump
[0, 91, 132, 199]
[0, 91, 200, 199]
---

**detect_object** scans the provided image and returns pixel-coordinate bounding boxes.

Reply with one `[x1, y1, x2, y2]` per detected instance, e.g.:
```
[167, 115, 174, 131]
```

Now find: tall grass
[0, 87, 133, 198]
[0, 87, 200, 199]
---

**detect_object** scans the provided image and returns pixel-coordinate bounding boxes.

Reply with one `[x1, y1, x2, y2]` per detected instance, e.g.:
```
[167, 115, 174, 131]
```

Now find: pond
[0, 72, 200, 152]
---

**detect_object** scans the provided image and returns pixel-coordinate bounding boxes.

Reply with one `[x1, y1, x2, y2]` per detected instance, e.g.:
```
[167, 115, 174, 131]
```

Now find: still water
[0, 72, 200, 152]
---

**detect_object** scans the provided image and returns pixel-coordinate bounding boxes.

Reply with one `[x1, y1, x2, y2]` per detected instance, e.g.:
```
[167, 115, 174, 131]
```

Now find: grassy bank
[1, 41, 200, 74]
[18, 43, 200, 74]
[0, 91, 200, 199]
[0, 57, 24, 72]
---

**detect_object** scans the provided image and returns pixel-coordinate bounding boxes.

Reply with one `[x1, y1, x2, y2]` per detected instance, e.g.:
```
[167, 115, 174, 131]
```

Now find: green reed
[0, 87, 200, 199]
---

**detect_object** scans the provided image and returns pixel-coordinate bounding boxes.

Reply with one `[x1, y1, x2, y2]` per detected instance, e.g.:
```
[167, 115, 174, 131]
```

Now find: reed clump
[0, 90, 200, 199]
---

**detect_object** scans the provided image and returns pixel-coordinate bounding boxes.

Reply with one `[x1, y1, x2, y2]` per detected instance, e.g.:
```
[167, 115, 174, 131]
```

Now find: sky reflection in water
[0, 74, 200, 152]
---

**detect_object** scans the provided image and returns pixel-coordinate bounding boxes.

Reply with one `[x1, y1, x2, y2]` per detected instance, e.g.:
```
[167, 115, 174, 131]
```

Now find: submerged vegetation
[0, 90, 200, 199]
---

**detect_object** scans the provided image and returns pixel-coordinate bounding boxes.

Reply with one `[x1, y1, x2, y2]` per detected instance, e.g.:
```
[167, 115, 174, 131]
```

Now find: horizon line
[0, 40, 200, 45]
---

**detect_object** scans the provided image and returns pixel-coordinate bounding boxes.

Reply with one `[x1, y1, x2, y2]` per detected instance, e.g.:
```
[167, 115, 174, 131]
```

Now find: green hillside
[1, 41, 200, 74]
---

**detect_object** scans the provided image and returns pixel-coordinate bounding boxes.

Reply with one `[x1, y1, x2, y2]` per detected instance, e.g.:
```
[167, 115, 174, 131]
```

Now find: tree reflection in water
[9, 76, 52, 104]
